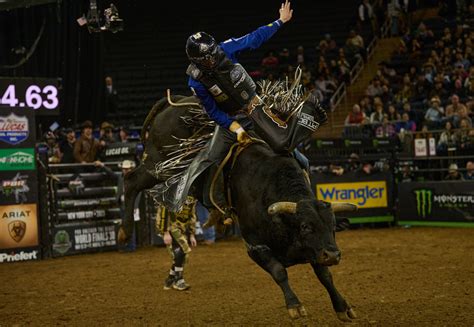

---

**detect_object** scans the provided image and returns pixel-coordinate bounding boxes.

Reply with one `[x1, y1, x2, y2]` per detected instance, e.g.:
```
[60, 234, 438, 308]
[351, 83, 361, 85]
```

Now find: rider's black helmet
[186, 32, 218, 69]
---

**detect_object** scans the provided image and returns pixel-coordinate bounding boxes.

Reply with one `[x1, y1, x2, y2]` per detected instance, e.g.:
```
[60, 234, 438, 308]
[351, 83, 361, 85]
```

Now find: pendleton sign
[399, 181, 474, 223]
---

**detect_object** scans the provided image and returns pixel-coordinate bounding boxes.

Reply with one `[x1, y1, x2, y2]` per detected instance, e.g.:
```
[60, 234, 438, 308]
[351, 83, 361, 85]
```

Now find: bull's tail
[140, 95, 186, 144]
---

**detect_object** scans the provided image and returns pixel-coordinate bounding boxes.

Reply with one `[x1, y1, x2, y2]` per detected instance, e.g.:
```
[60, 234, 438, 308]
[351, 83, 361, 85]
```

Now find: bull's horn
[268, 202, 297, 215]
[331, 202, 358, 212]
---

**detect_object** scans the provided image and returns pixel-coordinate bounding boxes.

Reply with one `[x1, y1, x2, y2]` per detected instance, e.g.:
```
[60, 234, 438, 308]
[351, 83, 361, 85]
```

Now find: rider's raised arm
[189, 77, 234, 129]
[220, 0, 293, 58]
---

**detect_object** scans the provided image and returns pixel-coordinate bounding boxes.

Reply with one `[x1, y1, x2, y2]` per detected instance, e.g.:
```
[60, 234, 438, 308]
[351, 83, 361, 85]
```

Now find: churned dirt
[0, 227, 473, 327]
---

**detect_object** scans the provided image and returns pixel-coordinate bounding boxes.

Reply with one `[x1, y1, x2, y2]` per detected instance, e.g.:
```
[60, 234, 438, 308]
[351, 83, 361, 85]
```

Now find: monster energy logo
[414, 189, 433, 218]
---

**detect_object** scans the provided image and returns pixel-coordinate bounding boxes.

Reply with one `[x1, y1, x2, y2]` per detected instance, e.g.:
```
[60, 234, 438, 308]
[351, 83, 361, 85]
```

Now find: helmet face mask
[186, 32, 219, 69]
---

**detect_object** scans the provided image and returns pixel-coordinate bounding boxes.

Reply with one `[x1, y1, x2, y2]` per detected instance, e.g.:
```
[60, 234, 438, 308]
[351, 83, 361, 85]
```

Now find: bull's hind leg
[311, 263, 357, 322]
[119, 164, 159, 243]
[247, 245, 307, 319]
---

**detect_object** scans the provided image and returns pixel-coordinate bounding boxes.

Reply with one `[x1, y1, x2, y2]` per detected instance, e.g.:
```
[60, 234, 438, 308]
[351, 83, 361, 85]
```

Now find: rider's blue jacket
[188, 19, 283, 129]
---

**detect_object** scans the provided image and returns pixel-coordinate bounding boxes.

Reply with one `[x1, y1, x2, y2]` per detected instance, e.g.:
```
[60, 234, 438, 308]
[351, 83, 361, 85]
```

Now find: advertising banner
[398, 181, 474, 225]
[52, 221, 120, 256]
[0, 106, 39, 262]
[311, 171, 393, 218]
[0, 171, 38, 205]
[0, 108, 36, 148]
[0, 203, 38, 249]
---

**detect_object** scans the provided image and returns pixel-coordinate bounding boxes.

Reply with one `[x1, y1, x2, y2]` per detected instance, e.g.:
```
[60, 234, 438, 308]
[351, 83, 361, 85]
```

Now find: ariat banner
[0, 203, 38, 249]
[399, 181, 474, 222]
[316, 181, 388, 208]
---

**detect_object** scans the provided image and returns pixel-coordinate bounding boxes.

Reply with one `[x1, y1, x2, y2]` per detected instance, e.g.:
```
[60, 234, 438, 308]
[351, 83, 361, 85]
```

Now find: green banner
[0, 148, 35, 171]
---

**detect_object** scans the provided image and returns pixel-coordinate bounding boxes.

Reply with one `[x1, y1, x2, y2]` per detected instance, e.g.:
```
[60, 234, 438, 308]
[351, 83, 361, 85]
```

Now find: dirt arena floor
[1, 227, 473, 326]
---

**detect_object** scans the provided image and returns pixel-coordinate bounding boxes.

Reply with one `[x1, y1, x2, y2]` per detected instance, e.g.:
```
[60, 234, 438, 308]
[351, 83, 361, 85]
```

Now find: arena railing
[349, 57, 364, 84]
[329, 83, 347, 112]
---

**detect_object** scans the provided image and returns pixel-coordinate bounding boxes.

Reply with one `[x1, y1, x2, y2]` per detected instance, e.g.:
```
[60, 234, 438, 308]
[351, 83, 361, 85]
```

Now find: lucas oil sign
[316, 181, 388, 208]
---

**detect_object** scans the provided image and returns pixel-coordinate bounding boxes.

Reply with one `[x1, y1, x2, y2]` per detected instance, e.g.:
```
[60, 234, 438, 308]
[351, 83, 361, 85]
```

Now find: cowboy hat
[118, 160, 136, 169]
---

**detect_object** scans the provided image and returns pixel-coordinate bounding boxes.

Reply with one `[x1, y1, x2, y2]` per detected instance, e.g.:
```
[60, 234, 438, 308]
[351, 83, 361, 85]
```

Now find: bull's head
[268, 200, 357, 266]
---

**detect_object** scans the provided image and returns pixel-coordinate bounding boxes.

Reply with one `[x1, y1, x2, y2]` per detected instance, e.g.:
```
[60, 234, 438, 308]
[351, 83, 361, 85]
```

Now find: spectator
[456, 118, 474, 151]
[44, 132, 61, 163]
[424, 97, 444, 128]
[396, 112, 416, 132]
[375, 115, 396, 138]
[59, 128, 76, 163]
[278, 48, 290, 67]
[464, 161, 474, 180]
[444, 163, 464, 180]
[346, 30, 365, 59]
[437, 121, 457, 153]
[370, 103, 384, 124]
[73, 120, 100, 163]
[387, 0, 402, 36]
[105, 76, 118, 114]
[344, 104, 366, 126]
[99, 121, 116, 147]
[358, 0, 374, 38]
[261, 51, 279, 73]
[324, 33, 337, 50]
[295, 45, 305, 65]
[387, 104, 401, 121]
[346, 152, 361, 172]
[453, 106, 472, 128]
[119, 126, 130, 143]
[400, 164, 415, 182]
[366, 79, 384, 97]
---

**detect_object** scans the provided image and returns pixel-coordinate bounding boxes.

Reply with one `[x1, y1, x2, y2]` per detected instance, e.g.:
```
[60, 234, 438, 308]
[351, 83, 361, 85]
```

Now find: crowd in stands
[42, 120, 137, 164]
[343, 18, 474, 157]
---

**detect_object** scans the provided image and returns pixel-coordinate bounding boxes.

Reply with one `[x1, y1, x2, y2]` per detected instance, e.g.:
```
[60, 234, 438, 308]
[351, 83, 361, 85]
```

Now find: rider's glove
[230, 121, 252, 146]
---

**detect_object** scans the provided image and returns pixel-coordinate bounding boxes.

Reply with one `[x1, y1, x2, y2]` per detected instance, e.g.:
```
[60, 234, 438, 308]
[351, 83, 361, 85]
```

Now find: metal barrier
[350, 57, 364, 84]
[329, 83, 346, 112]
[367, 37, 378, 61]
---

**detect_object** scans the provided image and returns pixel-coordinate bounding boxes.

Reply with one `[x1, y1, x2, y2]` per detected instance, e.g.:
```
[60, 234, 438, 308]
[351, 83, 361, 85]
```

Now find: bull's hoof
[288, 305, 308, 319]
[336, 307, 357, 322]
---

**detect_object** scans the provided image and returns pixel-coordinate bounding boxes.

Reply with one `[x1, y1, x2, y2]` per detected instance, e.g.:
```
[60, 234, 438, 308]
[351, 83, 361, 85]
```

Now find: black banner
[51, 221, 120, 256]
[311, 171, 393, 217]
[398, 181, 474, 223]
[102, 142, 138, 162]
[0, 170, 38, 205]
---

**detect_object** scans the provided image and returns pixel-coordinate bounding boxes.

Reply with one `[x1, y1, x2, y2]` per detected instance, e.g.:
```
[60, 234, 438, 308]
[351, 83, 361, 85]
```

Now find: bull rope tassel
[167, 89, 202, 108]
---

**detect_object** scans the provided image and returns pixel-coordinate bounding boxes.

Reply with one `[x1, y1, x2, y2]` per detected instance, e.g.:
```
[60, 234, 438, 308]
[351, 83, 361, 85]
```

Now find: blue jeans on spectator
[196, 201, 215, 242]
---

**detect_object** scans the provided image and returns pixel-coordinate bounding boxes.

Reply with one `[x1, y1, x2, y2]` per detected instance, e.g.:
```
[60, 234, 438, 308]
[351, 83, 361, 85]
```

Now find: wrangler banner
[311, 171, 393, 218]
[398, 181, 474, 225]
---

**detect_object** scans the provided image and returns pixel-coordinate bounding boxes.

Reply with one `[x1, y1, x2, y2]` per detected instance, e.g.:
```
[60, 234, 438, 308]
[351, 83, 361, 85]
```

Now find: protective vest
[187, 55, 256, 113]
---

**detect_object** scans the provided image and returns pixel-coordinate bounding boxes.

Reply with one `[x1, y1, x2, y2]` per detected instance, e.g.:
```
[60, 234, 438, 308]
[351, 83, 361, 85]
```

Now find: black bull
[120, 96, 357, 321]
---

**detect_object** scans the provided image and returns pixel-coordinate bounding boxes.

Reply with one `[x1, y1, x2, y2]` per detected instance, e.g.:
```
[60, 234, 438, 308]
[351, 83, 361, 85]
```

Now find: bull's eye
[300, 222, 312, 234]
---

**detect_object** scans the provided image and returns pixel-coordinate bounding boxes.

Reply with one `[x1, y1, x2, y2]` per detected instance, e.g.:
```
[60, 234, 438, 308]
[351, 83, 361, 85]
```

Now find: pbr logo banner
[0, 203, 39, 250]
[311, 171, 393, 217]
[398, 181, 474, 223]
[0, 171, 38, 205]
[52, 221, 120, 256]
[0, 107, 35, 147]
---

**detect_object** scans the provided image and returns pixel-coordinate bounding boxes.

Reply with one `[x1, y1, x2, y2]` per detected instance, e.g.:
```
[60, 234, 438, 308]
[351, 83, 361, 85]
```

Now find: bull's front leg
[247, 244, 307, 319]
[311, 262, 357, 322]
